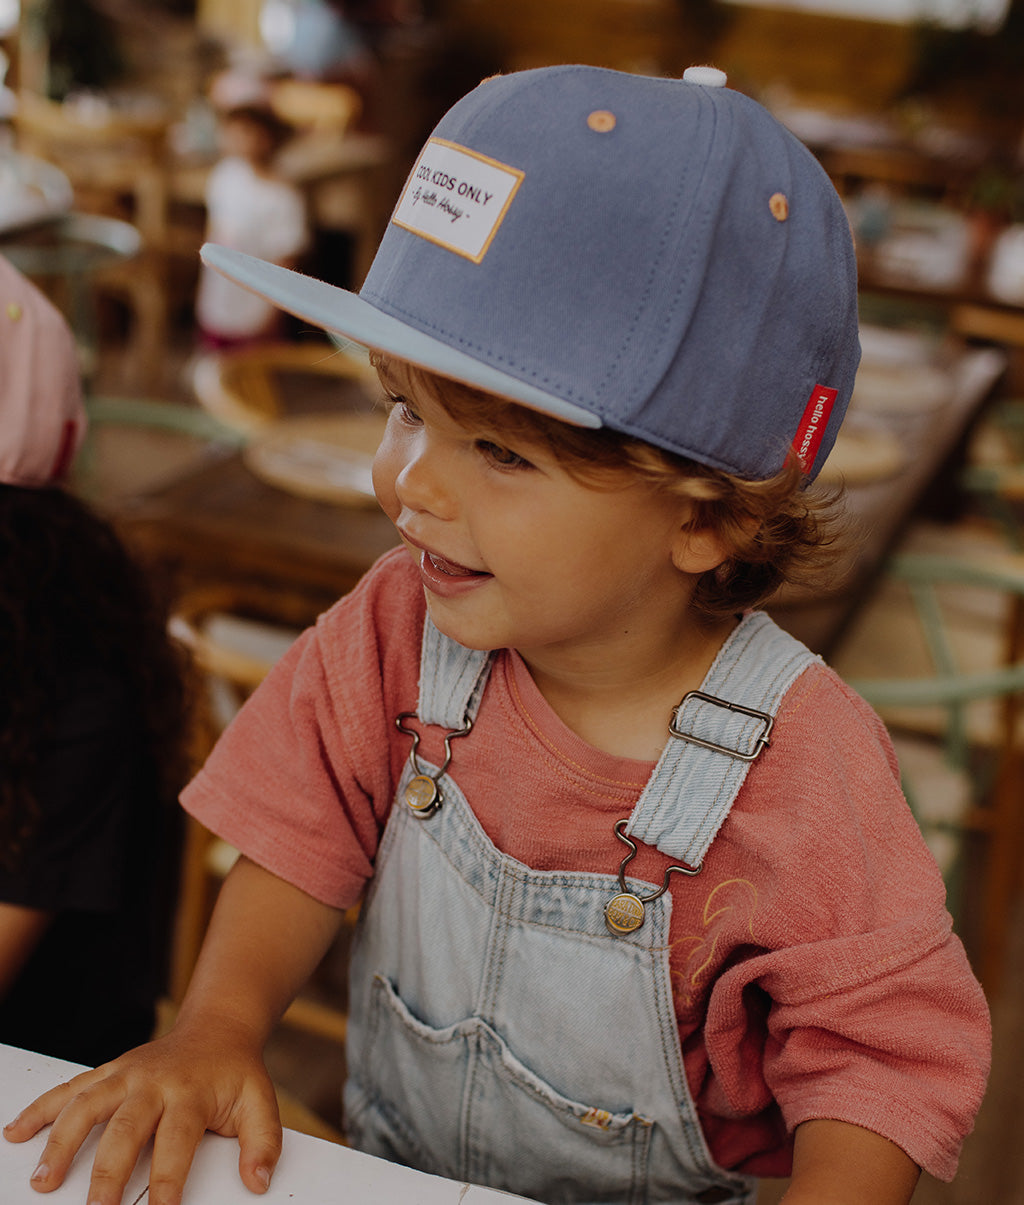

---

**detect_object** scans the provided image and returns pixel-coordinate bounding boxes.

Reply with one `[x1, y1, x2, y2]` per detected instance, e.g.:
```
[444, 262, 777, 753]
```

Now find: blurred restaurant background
[1, 2, 1023, 1201]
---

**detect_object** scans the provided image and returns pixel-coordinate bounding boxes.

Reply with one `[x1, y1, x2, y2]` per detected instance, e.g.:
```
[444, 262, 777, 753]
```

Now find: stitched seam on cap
[594, 88, 717, 408]
[357, 288, 587, 399]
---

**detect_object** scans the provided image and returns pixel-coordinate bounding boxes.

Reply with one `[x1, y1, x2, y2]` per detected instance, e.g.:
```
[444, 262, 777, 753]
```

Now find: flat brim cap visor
[198, 245, 601, 430]
[201, 65, 860, 482]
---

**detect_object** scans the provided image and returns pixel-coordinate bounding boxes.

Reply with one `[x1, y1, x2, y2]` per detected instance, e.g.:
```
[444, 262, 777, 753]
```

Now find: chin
[423, 598, 503, 653]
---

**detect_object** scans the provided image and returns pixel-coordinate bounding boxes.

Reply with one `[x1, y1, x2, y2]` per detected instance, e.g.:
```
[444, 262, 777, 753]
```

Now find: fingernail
[4, 1113, 20, 1131]
[31, 1162, 49, 1182]
[255, 1165, 271, 1189]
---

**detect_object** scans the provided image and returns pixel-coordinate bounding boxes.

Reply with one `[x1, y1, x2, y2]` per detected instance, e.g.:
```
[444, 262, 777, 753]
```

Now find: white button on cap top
[682, 66, 728, 87]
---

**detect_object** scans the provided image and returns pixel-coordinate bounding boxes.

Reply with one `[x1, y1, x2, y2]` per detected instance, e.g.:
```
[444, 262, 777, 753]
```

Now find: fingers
[145, 1112, 207, 1205]
[3, 1070, 105, 1142]
[83, 1092, 165, 1205]
[2, 1044, 284, 1205]
[19, 1074, 155, 1200]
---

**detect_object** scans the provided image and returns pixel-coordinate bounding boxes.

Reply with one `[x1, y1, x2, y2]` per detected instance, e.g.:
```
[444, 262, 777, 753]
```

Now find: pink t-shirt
[182, 548, 990, 1181]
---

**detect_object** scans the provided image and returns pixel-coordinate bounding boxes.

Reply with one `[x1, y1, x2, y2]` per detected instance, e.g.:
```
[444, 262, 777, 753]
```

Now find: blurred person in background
[0, 254, 189, 1065]
[195, 89, 310, 349]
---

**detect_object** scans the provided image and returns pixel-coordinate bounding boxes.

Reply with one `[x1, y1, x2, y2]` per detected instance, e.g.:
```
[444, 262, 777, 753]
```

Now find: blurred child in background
[195, 92, 309, 348]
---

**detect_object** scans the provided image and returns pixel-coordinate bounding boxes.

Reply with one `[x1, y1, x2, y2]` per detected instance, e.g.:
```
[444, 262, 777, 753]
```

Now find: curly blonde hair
[373, 354, 847, 621]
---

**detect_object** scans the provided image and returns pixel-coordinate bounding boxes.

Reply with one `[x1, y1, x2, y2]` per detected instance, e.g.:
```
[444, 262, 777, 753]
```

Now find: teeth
[429, 552, 473, 577]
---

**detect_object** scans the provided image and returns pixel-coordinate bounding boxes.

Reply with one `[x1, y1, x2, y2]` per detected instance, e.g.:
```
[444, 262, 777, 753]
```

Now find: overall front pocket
[347, 974, 653, 1205]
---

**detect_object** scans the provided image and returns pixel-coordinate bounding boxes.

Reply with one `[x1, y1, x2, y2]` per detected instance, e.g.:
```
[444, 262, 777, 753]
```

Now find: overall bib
[345, 613, 817, 1205]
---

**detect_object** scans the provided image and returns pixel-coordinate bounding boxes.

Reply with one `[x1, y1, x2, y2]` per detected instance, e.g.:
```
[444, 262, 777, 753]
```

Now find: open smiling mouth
[422, 550, 490, 578]
[417, 549, 493, 593]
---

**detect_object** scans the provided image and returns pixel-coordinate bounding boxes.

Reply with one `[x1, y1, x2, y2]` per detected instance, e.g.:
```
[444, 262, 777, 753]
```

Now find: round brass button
[604, 892, 646, 934]
[404, 773, 440, 815]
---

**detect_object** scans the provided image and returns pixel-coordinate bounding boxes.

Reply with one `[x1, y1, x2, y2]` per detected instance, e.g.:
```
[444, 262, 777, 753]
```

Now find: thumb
[236, 1087, 283, 1194]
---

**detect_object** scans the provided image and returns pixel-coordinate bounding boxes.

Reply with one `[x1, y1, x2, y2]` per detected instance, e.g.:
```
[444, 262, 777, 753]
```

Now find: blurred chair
[2, 212, 142, 383]
[834, 551, 1024, 992]
[12, 90, 178, 388]
[952, 303, 1024, 547]
[267, 79, 388, 286]
[269, 79, 362, 133]
[168, 582, 358, 1142]
[951, 304, 1024, 352]
[961, 397, 1024, 551]
[13, 90, 170, 242]
[190, 338, 379, 435]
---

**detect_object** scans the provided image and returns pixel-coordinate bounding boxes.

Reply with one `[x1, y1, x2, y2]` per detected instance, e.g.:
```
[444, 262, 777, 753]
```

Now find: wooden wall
[196, 0, 263, 47]
[432, 1, 918, 111]
[194, 0, 920, 113]
[718, 8, 916, 109]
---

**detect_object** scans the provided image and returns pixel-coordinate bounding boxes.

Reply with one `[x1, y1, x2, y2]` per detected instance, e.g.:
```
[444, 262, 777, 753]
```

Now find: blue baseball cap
[201, 64, 860, 481]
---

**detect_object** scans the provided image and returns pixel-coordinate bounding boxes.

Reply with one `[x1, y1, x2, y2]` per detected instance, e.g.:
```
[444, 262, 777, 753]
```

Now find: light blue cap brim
[199, 244, 602, 429]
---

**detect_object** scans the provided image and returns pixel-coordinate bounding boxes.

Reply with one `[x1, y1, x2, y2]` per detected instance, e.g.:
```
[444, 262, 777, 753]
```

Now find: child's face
[219, 115, 275, 164]
[371, 373, 709, 664]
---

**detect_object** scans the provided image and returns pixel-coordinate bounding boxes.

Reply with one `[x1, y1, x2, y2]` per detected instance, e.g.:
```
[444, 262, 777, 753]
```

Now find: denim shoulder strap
[416, 611, 819, 867]
[416, 615, 493, 728]
[626, 611, 818, 866]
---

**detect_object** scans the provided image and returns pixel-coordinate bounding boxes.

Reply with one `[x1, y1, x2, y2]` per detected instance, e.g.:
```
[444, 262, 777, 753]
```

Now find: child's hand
[6, 855, 346, 1204]
[3, 1017, 281, 1205]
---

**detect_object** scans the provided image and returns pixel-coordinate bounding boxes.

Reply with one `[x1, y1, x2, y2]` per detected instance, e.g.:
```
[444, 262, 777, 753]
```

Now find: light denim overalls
[345, 612, 817, 1205]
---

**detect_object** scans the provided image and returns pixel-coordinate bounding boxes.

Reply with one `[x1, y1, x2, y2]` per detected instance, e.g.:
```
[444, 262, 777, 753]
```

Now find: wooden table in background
[116, 446, 398, 623]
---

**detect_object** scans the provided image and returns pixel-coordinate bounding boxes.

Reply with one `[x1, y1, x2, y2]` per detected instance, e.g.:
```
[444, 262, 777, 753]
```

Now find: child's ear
[670, 522, 732, 576]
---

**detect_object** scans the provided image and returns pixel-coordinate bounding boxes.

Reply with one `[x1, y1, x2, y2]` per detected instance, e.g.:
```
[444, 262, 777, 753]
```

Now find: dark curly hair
[373, 354, 848, 621]
[0, 483, 191, 872]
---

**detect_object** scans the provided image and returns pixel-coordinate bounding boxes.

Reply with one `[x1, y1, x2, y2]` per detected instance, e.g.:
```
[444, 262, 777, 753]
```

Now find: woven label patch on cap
[793, 385, 838, 473]
[392, 138, 524, 264]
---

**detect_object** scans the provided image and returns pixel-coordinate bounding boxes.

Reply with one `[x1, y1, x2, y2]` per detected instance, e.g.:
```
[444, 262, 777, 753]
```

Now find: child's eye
[476, 440, 532, 471]
[387, 395, 422, 426]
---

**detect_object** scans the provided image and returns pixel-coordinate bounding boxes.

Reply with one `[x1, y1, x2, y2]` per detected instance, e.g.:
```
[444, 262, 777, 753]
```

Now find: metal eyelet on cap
[587, 110, 616, 133]
[769, 192, 790, 222]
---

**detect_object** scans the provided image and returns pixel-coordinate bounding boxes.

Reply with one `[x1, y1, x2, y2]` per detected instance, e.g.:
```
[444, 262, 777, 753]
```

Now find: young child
[6, 66, 989, 1205]
[0, 255, 188, 1068]
[194, 100, 309, 348]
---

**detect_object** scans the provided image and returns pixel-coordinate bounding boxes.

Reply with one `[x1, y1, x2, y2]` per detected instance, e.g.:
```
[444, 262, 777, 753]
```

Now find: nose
[373, 418, 458, 523]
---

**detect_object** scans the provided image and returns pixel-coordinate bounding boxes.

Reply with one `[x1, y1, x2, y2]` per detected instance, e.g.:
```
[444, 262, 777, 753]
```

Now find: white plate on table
[857, 323, 938, 368]
[850, 360, 951, 416]
[817, 416, 905, 486]
[243, 412, 387, 505]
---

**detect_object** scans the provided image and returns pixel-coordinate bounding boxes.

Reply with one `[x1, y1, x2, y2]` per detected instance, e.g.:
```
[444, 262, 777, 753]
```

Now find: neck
[519, 612, 738, 761]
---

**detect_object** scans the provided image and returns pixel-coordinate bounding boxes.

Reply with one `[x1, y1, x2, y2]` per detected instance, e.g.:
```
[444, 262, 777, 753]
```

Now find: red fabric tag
[793, 385, 838, 474]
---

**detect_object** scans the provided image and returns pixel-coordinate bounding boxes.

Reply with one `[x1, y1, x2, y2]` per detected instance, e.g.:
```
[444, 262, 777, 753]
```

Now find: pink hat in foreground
[0, 253, 86, 487]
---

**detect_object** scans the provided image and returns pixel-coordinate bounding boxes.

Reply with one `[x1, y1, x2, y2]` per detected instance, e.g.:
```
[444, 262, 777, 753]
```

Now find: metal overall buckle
[669, 690, 774, 761]
[604, 689, 773, 935]
[395, 712, 473, 819]
[604, 820, 701, 936]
